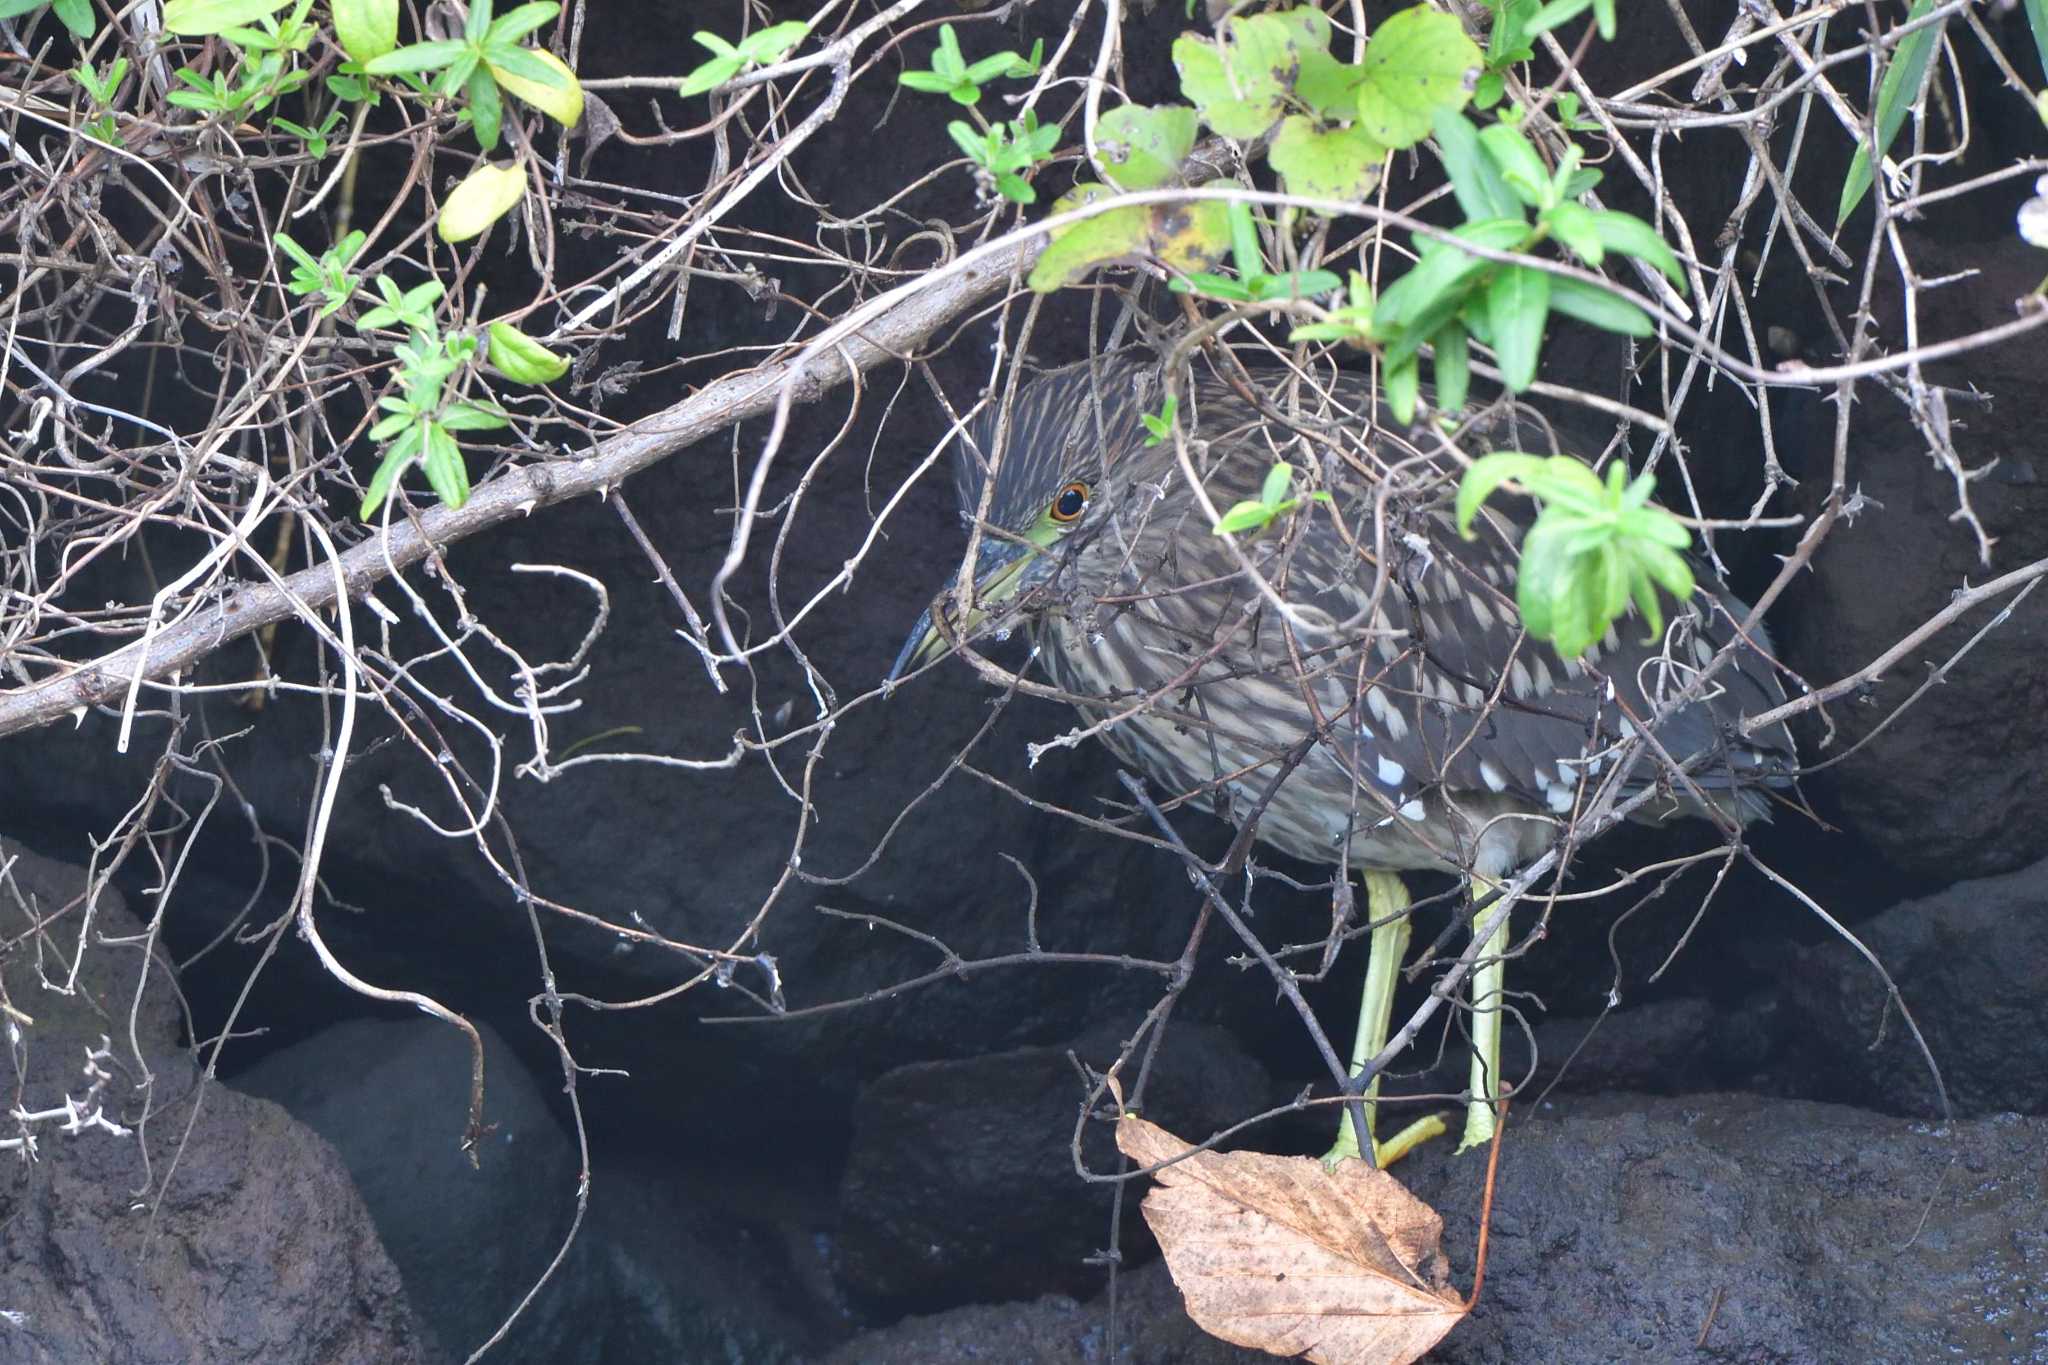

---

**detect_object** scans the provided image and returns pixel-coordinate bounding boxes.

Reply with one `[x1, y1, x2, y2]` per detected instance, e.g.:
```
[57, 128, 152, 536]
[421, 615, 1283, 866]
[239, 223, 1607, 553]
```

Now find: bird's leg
[1323, 870, 1446, 1169]
[1456, 872, 1513, 1153]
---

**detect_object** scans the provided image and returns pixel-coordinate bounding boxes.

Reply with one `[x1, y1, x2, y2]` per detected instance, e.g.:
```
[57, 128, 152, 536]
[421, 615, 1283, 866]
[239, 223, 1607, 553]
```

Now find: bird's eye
[1051, 482, 1089, 523]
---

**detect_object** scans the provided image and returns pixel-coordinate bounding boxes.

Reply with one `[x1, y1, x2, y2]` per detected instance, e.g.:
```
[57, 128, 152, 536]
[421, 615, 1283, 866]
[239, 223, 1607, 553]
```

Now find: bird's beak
[886, 535, 1036, 685]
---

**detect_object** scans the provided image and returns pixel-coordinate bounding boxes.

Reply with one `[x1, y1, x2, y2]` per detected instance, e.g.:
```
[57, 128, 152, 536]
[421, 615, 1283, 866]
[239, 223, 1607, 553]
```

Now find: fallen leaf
[1118, 1115, 1466, 1363]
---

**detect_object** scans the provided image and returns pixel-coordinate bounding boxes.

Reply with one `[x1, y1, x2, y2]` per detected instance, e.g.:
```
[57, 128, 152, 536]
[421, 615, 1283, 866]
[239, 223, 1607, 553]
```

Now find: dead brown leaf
[1118, 1115, 1467, 1364]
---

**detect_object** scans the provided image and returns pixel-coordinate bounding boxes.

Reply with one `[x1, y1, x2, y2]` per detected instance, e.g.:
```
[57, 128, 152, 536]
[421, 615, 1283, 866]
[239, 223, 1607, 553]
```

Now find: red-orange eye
[1051, 482, 1089, 522]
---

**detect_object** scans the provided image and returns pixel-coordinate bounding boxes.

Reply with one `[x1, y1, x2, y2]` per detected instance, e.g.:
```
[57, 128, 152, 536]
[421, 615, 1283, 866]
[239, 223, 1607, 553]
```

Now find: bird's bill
[886, 536, 1035, 684]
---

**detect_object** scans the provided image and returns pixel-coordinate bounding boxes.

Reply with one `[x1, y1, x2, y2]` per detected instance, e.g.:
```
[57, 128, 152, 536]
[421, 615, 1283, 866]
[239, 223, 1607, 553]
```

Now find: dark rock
[231, 1017, 580, 1361]
[1782, 231, 2048, 882]
[835, 1021, 1273, 1306]
[0, 838, 427, 1365]
[1776, 853, 2048, 1118]
[829, 1093, 2048, 1363]
[231, 1014, 825, 1364]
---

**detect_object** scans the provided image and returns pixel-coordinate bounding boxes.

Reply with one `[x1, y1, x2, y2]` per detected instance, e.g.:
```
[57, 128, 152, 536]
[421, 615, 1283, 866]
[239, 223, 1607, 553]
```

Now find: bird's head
[888, 358, 1157, 682]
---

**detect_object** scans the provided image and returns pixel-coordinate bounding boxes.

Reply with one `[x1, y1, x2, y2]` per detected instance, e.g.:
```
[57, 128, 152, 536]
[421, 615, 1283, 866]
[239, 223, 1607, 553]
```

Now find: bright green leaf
[332, 0, 398, 63]
[488, 321, 569, 383]
[161, 0, 291, 34]
[1433, 109, 1521, 222]
[1385, 353, 1420, 425]
[1355, 6, 1482, 151]
[1477, 121, 1551, 208]
[1547, 275, 1652, 336]
[1260, 461, 1294, 508]
[1589, 210, 1684, 286]
[1542, 199, 1602, 265]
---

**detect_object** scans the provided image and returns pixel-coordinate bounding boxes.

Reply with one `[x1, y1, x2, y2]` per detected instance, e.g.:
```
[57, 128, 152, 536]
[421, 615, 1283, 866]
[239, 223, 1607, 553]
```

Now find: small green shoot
[897, 24, 1040, 106]
[1213, 461, 1334, 536]
[1140, 395, 1179, 446]
[1456, 453, 1694, 657]
[71, 57, 127, 141]
[1289, 271, 1377, 346]
[360, 326, 509, 519]
[272, 108, 345, 158]
[948, 110, 1061, 204]
[273, 229, 367, 316]
[677, 20, 809, 97]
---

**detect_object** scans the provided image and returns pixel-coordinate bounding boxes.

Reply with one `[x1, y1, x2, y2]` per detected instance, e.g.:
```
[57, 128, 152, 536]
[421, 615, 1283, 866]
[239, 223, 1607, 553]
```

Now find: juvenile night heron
[890, 352, 1796, 1165]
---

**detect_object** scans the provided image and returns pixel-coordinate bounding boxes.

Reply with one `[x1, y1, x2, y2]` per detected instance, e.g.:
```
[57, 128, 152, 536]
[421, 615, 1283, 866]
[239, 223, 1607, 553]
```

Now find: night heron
[890, 352, 1796, 1165]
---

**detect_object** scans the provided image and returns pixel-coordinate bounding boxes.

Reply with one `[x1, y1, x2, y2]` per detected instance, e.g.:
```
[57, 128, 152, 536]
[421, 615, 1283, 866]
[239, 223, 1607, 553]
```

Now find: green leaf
[360, 442, 408, 520]
[1541, 199, 1602, 265]
[331, 0, 397, 62]
[1524, 0, 1594, 41]
[1094, 103, 1197, 191]
[439, 400, 512, 431]
[1837, 0, 1943, 224]
[1214, 500, 1277, 534]
[487, 320, 569, 383]
[1260, 461, 1294, 508]
[1455, 451, 1550, 536]
[1269, 116, 1385, 203]
[486, 1, 560, 46]
[1355, 6, 1482, 151]
[1376, 216, 1529, 333]
[1547, 274, 1652, 336]
[1385, 353, 1420, 425]
[161, 0, 291, 34]
[1589, 210, 1684, 286]
[1477, 121, 1551, 208]
[2028, 0, 2048, 93]
[680, 54, 743, 97]
[421, 422, 471, 508]
[51, 0, 93, 36]
[365, 39, 470, 75]
[467, 64, 503, 151]
[1433, 322, 1470, 412]
[1433, 110, 1520, 222]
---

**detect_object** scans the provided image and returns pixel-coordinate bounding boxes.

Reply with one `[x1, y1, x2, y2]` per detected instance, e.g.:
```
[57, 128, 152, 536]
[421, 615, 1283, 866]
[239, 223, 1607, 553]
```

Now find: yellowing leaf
[1119, 1115, 1466, 1363]
[1270, 116, 1385, 203]
[488, 48, 584, 127]
[331, 0, 398, 64]
[1030, 183, 1152, 290]
[437, 163, 528, 243]
[161, 0, 291, 34]
[1175, 10, 1335, 141]
[1355, 7, 1482, 151]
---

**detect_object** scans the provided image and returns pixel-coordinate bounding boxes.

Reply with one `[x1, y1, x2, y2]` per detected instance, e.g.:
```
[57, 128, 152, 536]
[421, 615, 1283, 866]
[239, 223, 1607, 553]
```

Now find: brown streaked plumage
[893, 351, 1797, 1161]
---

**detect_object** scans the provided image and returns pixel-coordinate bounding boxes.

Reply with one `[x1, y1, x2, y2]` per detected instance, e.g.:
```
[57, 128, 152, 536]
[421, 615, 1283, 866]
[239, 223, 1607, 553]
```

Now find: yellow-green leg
[1456, 872, 1510, 1153]
[1323, 870, 1447, 1169]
